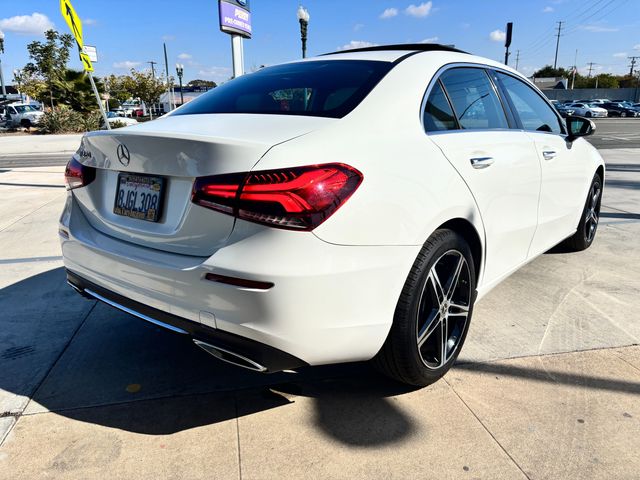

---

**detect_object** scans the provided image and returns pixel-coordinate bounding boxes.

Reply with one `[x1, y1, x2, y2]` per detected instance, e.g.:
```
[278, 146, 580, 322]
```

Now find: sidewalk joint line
[444, 377, 531, 480]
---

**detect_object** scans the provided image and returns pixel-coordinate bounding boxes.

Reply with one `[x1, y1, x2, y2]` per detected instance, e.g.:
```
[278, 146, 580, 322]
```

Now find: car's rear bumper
[59, 194, 420, 367]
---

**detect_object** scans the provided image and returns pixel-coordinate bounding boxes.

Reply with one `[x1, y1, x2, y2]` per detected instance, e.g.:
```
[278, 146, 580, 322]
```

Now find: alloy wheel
[416, 250, 472, 369]
[585, 181, 601, 243]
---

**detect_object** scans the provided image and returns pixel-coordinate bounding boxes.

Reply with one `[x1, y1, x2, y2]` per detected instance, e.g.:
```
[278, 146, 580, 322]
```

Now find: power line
[553, 21, 564, 69]
[587, 62, 597, 77]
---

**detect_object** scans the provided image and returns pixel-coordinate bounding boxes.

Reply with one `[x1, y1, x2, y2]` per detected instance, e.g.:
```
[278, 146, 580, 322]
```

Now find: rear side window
[439, 68, 508, 130]
[496, 72, 563, 134]
[423, 81, 457, 132]
[172, 60, 393, 119]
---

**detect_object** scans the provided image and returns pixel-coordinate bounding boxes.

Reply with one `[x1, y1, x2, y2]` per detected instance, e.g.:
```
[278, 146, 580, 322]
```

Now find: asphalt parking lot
[0, 133, 639, 478]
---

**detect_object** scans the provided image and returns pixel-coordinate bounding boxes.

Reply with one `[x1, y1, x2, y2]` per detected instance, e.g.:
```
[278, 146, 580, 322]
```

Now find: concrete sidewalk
[0, 134, 83, 156]
[0, 149, 638, 479]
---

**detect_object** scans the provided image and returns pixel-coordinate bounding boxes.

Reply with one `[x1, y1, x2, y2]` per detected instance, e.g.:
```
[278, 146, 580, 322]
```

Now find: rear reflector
[192, 163, 363, 231]
[65, 157, 96, 190]
[205, 273, 274, 290]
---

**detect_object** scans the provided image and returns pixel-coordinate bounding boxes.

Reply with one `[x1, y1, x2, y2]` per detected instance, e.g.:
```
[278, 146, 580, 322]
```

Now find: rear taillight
[192, 163, 363, 230]
[65, 157, 96, 190]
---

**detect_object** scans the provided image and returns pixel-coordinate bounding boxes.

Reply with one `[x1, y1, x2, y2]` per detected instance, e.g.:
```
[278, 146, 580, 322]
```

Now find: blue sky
[0, 0, 638, 84]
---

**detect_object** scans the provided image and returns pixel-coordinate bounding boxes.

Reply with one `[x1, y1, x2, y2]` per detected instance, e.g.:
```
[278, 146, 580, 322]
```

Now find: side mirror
[566, 116, 595, 142]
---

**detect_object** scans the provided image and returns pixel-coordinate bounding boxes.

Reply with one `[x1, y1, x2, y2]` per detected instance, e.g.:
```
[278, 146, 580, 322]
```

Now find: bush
[109, 120, 128, 129]
[39, 106, 102, 134]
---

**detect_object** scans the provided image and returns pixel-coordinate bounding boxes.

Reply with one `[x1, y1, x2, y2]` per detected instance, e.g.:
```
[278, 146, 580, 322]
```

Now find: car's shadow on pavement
[1, 267, 418, 446]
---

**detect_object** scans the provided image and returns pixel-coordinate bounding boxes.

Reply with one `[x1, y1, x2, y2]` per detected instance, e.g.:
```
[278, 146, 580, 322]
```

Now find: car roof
[315, 43, 467, 63]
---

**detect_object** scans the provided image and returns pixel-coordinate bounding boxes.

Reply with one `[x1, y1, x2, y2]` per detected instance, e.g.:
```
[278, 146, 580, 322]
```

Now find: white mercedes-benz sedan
[61, 44, 604, 386]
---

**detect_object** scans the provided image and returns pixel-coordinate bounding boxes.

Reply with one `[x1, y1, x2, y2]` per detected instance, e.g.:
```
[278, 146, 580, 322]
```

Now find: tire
[560, 173, 602, 252]
[374, 229, 476, 386]
[621, 112, 627, 118]
[585, 111, 592, 117]
[20, 119, 32, 129]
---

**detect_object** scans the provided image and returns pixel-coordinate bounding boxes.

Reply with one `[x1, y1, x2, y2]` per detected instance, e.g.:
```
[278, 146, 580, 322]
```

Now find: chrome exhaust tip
[193, 339, 268, 373]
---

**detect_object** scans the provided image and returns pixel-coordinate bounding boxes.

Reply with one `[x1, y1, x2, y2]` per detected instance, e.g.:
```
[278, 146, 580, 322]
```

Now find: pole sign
[218, 0, 252, 39]
[60, 0, 83, 48]
[83, 45, 98, 63]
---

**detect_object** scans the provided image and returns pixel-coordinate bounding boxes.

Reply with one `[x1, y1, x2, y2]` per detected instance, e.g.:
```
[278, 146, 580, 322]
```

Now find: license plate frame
[113, 173, 165, 223]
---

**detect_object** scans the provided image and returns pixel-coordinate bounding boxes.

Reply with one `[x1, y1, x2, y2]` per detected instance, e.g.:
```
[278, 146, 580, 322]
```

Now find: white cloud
[634, 44, 640, 51]
[542, 6, 554, 13]
[198, 66, 233, 82]
[0, 13, 54, 36]
[613, 52, 627, 58]
[338, 40, 378, 51]
[162, 34, 175, 41]
[489, 29, 506, 42]
[113, 61, 142, 69]
[353, 23, 364, 31]
[420, 36, 439, 43]
[178, 53, 192, 60]
[84, 18, 97, 26]
[580, 25, 619, 32]
[405, 2, 433, 18]
[380, 8, 398, 19]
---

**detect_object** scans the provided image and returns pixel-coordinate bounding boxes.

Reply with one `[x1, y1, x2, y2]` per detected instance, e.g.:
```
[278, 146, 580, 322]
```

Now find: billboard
[219, 0, 252, 39]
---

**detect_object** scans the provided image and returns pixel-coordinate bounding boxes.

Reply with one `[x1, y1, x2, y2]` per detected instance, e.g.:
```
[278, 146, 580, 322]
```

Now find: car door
[424, 66, 541, 287]
[494, 71, 588, 255]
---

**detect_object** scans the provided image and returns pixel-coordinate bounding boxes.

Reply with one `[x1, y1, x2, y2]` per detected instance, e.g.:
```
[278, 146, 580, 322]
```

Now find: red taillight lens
[65, 157, 96, 190]
[192, 163, 363, 230]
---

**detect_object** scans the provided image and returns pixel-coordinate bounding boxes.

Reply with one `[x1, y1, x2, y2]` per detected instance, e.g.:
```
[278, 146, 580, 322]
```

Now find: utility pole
[147, 60, 157, 78]
[163, 43, 174, 111]
[553, 21, 564, 70]
[629, 56, 639, 76]
[515, 50, 520, 70]
[571, 49, 578, 90]
[587, 62, 596, 78]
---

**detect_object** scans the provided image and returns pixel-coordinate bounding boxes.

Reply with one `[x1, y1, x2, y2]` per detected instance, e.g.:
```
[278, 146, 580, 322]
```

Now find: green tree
[53, 70, 105, 112]
[128, 69, 167, 119]
[187, 79, 217, 88]
[104, 74, 135, 103]
[532, 65, 570, 78]
[23, 29, 74, 108]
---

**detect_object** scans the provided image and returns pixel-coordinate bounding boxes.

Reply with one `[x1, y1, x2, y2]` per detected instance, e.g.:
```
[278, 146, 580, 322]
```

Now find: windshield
[172, 60, 394, 119]
[14, 105, 38, 113]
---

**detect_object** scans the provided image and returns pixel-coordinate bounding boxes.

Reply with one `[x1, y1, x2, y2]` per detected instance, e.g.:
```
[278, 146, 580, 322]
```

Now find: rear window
[172, 60, 393, 119]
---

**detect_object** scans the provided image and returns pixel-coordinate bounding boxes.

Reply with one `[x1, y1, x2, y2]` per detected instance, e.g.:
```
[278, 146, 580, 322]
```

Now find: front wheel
[621, 112, 627, 118]
[585, 111, 592, 117]
[374, 229, 476, 386]
[560, 173, 602, 252]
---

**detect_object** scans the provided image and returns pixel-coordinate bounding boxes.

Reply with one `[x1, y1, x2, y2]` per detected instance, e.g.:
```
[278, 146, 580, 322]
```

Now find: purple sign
[219, 1, 252, 38]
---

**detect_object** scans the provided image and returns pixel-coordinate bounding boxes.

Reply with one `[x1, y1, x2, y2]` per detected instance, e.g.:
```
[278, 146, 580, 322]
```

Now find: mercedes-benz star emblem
[117, 144, 130, 167]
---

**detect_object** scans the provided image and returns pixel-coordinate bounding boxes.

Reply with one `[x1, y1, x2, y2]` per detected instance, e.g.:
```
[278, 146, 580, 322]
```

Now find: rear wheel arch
[436, 218, 483, 283]
[596, 165, 605, 185]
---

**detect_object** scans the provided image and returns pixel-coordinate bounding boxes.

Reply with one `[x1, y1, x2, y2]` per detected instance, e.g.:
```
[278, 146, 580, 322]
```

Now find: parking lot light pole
[13, 69, 23, 102]
[297, 6, 310, 59]
[0, 30, 7, 100]
[176, 64, 184, 106]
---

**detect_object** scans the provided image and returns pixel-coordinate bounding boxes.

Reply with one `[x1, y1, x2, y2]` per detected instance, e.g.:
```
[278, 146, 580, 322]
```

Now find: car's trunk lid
[73, 114, 334, 256]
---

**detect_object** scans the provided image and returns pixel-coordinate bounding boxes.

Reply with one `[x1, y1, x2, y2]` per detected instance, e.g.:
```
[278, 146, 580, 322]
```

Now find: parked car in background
[110, 107, 126, 117]
[567, 103, 608, 118]
[102, 111, 139, 129]
[588, 99, 610, 105]
[0, 103, 44, 128]
[600, 102, 639, 117]
[553, 103, 575, 118]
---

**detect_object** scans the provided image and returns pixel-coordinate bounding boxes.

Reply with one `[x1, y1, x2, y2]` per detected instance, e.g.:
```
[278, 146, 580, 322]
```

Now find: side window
[496, 72, 563, 134]
[439, 68, 508, 130]
[423, 80, 457, 132]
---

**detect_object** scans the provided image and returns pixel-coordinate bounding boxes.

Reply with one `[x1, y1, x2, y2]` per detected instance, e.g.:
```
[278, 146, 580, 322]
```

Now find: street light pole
[297, 6, 310, 59]
[176, 64, 184, 106]
[0, 29, 7, 100]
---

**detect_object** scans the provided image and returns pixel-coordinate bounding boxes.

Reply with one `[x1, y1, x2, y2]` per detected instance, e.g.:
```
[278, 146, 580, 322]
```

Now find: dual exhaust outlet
[69, 280, 269, 373]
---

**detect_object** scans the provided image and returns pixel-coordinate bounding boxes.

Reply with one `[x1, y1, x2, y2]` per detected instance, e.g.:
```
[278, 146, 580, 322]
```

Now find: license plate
[113, 173, 165, 222]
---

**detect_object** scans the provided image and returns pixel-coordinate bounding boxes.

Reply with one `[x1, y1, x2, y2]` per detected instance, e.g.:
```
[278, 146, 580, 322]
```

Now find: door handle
[542, 150, 557, 160]
[470, 157, 494, 169]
